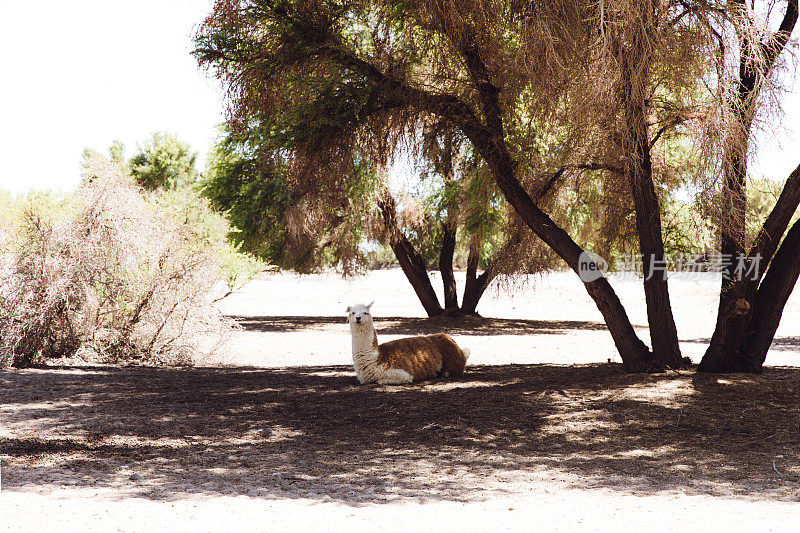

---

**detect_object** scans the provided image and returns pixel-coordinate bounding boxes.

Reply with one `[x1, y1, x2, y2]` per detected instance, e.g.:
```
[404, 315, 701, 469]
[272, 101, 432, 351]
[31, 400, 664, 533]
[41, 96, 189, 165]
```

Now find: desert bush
[0, 158, 261, 369]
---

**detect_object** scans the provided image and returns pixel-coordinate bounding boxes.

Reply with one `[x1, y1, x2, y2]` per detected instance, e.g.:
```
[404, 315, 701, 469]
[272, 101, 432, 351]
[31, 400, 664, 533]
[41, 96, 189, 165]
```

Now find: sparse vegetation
[0, 157, 261, 369]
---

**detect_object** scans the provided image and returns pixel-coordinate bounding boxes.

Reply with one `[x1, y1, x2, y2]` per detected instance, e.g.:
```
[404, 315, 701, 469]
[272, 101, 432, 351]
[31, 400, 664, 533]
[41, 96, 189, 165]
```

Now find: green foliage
[745, 177, 800, 246]
[0, 190, 61, 252]
[747, 178, 782, 243]
[201, 134, 293, 265]
[129, 132, 198, 190]
[660, 197, 715, 258]
[555, 168, 716, 269]
[414, 149, 510, 269]
[201, 126, 379, 273]
[149, 185, 265, 294]
[108, 139, 127, 165]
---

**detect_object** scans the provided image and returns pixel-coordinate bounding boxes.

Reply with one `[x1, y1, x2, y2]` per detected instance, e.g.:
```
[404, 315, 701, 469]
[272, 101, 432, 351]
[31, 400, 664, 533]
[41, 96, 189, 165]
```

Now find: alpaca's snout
[355, 316, 362, 324]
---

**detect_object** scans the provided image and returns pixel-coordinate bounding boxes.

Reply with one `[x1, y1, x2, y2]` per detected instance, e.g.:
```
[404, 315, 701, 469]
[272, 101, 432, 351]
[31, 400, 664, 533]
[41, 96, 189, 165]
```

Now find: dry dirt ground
[2, 270, 800, 532]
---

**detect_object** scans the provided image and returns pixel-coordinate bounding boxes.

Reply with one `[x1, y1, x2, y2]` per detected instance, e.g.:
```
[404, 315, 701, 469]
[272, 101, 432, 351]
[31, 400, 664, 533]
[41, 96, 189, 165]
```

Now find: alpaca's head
[346, 302, 374, 329]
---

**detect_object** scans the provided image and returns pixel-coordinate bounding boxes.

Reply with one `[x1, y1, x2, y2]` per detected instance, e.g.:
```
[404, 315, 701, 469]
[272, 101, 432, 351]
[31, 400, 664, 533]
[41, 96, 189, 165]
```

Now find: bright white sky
[0, 0, 223, 194]
[0, 1, 798, 195]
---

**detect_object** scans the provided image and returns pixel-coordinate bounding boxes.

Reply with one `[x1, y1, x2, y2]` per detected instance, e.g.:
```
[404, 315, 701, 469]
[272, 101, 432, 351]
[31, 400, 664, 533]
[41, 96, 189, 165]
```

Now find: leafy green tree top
[129, 132, 198, 190]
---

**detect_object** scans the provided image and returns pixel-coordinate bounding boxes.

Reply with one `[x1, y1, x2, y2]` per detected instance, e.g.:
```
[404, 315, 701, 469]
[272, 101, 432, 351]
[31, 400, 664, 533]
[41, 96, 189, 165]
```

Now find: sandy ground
[2, 269, 800, 532]
[215, 269, 800, 368]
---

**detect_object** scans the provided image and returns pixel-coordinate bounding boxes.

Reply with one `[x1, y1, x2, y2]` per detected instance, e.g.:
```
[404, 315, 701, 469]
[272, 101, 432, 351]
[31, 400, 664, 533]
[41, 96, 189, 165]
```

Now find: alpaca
[346, 302, 469, 384]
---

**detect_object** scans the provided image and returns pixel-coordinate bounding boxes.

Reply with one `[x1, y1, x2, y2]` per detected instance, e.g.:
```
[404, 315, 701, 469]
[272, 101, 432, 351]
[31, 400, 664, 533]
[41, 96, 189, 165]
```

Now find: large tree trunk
[700, 220, 800, 372]
[699, 0, 798, 372]
[627, 143, 682, 368]
[439, 215, 459, 312]
[740, 218, 800, 369]
[461, 241, 489, 315]
[699, 165, 800, 371]
[618, 21, 683, 369]
[458, 43, 658, 371]
[377, 192, 443, 317]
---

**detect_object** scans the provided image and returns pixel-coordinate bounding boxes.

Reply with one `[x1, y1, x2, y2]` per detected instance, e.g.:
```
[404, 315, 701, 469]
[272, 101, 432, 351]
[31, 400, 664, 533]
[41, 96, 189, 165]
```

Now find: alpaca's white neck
[350, 321, 379, 379]
[350, 322, 378, 355]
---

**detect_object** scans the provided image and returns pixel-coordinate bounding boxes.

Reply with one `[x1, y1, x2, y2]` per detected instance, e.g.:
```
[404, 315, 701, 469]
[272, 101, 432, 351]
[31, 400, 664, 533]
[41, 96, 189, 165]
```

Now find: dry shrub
[0, 158, 255, 369]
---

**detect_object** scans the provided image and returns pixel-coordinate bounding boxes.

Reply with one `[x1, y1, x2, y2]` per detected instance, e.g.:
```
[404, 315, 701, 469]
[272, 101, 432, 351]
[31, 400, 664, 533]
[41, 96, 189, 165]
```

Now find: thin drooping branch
[649, 115, 686, 149]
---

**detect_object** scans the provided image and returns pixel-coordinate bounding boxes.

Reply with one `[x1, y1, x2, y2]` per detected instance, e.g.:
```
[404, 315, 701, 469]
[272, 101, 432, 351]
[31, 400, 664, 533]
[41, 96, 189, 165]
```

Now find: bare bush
[0, 158, 258, 368]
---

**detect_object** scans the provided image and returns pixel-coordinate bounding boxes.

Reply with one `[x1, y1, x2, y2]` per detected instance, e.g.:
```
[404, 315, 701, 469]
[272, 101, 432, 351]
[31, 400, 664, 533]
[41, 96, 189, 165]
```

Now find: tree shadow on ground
[2, 364, 799, 504]
[229, 315, 619, 335]
[766, 336, 800, 351]
[681, 335, 800, 354]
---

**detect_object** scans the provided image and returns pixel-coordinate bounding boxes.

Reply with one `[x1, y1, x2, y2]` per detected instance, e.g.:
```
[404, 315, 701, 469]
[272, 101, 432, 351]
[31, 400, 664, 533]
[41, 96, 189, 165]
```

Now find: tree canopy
[195, 0, 800, 372]
[129, 132, 199, 190]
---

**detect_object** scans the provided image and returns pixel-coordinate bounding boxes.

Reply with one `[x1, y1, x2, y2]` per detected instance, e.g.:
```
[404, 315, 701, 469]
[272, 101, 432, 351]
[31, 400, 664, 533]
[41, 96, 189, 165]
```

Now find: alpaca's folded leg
[377, 368, 414, 384]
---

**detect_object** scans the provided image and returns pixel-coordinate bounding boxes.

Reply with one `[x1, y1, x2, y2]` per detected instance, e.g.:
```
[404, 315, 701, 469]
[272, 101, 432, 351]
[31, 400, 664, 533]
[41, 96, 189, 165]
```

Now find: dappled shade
[228, 314, 616, 336]
[2, 364, 799, 503]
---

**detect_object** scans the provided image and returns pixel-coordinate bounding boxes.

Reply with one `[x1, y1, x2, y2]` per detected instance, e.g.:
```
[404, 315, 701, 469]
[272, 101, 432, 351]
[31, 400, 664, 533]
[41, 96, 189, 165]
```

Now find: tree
[192, 0, 670, 370]
[194, 0, 798, 371]
[81, 140, 129, 179]
[697, 0, 799, 372]
[129, 132, 198, 190]
[202, 123, 543, 316]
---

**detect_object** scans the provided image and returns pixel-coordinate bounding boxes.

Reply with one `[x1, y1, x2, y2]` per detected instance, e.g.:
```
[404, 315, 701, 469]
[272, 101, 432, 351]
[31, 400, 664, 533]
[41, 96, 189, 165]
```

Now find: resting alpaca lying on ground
[347, 302, 469, 384]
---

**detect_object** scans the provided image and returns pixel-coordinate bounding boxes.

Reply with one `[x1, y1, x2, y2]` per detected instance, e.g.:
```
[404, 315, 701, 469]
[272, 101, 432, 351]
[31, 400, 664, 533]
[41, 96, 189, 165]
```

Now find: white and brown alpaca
[347, 302, 469, 384]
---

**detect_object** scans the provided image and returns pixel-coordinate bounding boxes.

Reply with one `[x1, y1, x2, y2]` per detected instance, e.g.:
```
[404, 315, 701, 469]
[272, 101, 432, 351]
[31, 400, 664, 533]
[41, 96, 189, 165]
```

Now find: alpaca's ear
[367, 301, 374, 310]
[346, 306, 351, 313]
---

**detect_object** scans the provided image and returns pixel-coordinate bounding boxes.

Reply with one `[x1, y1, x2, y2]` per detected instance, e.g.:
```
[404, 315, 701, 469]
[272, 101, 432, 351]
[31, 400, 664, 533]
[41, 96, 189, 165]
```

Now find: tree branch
[649, 115, 685, 149]
[315, 44, 490, 144]
[762, 0, 799, 68]
[750, 162, 800, 265]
